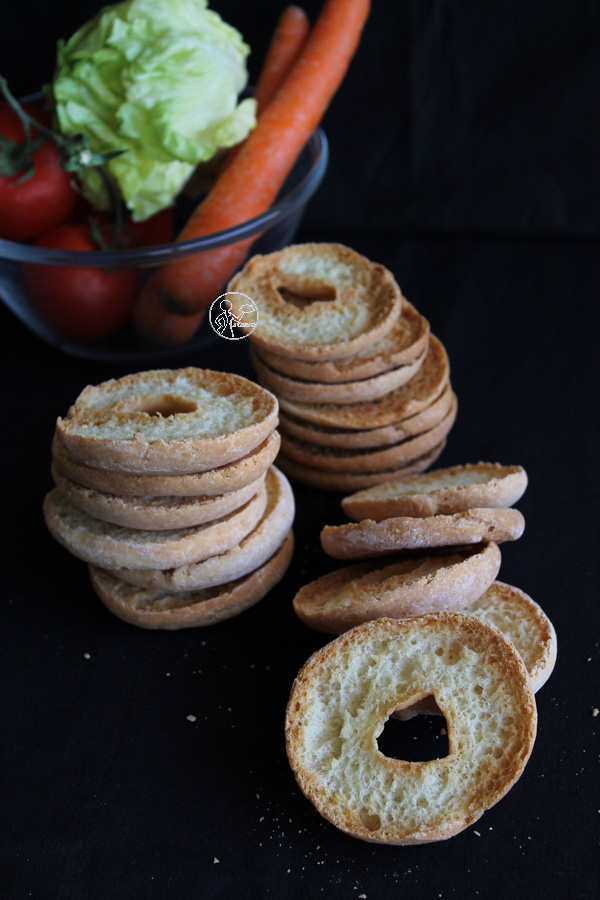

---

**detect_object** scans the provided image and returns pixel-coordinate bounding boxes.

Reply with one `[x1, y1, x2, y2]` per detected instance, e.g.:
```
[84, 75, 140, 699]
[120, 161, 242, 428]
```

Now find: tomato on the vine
[22, 224, 139, 343]
[0, 103, 78, 241]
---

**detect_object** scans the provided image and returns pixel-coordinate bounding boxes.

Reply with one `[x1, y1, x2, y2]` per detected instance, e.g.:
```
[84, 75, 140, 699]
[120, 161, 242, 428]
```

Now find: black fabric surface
[1, 2, 599, 898]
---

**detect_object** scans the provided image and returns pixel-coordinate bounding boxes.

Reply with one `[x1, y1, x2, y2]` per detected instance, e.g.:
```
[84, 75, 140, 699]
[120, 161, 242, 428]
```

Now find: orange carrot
[217, 5, 310, 172]
[132, 282, 206, 347]
[132, 0, 371, 345]
[254, 6, 311, 114]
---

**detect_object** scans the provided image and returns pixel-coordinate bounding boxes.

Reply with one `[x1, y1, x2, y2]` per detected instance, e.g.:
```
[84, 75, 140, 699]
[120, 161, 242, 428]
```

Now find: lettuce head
[49, 0, 256, 220]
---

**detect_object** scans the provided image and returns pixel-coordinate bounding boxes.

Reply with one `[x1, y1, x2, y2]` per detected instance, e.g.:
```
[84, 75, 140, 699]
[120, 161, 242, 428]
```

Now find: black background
[1, 2, 599, 898]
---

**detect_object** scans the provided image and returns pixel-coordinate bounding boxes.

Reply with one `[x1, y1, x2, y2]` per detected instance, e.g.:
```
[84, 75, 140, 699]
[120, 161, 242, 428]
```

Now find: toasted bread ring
[228, 244, 402, 361]
[292, 542, 501, 634]
[321, 507, 525, 558]
[255, 300, 430, 382]
[56, 368, 278, 475]
[90, 530, 294, 629]
[285, 614, 537, 845]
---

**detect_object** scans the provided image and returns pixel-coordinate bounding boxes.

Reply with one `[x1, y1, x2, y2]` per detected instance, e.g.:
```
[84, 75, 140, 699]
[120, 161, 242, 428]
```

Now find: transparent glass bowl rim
[0, 127, 328, 267]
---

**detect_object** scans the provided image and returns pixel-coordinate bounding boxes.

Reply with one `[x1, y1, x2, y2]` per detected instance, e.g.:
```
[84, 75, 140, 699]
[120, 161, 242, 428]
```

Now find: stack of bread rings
[285, 462, 557, 844]
[43, 368, 295, 629]
[227, 243, 457, 492]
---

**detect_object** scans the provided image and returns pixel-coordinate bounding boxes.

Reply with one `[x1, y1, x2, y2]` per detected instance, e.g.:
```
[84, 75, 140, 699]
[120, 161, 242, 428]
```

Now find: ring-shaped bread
[228, 244, 402, 361]
[56, 368, 279, 475]
[253, 299, 430, 383]
[285, 614, 537, 845]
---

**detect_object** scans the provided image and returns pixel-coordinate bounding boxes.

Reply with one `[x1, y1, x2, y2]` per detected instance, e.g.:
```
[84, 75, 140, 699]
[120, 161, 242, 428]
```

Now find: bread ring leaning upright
[285, 614, 537, 845]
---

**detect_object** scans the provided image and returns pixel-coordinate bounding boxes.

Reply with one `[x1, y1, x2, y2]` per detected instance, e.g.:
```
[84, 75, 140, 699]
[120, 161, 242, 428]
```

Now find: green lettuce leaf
[49, 0, 256, 220]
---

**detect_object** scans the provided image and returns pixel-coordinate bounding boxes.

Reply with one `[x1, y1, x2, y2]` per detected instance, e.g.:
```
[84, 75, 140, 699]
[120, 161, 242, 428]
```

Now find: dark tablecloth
[1, 232, 598, 899]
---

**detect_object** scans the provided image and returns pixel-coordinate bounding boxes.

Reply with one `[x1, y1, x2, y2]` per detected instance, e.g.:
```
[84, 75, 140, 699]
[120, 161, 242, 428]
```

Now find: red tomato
[70, 200, 175, 247]
[127, 207, 174, 246]
[22, 224, 139, 343]
[0, 103, 78, 242]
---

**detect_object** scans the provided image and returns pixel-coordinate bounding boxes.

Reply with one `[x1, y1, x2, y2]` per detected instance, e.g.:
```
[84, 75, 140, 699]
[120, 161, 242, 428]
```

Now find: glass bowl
[0, 127, 328, 363]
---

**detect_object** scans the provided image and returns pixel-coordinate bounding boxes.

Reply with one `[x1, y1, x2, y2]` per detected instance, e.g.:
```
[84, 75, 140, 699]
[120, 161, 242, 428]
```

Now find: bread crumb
[592, 708, 599, 717]
[187, 715, 197, 722]
[213, 857, 220, 864]
[83, 653, 91, 659]
[440, 727, 447, 735]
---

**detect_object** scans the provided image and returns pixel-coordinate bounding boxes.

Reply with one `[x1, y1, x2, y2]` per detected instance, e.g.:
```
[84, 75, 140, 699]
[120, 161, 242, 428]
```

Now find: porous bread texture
[279, 386, 456, 451]
[104, 466, 295, 592]
[280, 397, 457, 473]
[277, 441, 446, 493]
[52, 432, 280, 498]
[285, 614, 537, 845]
[321, 508, 525, 559]
[396, 581, 557, 719]
[228, 244, 402, 360]
[342, 463, 528, 520]
[292, 542, 501, 634]
[251, 344, 427, 404]
[51, 462, 266, 531]
[277, 334, 450, 429]
[43, 483, 267, 570]
[90, 530, 294, 630]
[55, 368, 279, 474]
[466, 582, 557, 693]
[254, 300, 430, 383]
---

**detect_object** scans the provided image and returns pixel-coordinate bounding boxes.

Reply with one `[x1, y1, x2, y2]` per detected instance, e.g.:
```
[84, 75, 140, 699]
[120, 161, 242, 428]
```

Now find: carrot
[131, 282, 206, 347]
[254, 6, 311, 115]
[132, 0, 371, 345]
[217, 5, 310, 172]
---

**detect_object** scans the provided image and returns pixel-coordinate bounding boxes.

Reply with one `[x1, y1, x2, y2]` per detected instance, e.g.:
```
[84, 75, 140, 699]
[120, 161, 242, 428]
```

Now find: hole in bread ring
[277, 284, 337, 308]
[111, 394, 199, 418]
[377, 702, 449, 762]
[285, 614, 537, 845]
[55, 368, 279, 475]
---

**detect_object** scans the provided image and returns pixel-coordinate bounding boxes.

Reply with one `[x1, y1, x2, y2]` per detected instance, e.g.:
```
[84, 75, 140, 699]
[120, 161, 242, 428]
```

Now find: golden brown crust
[279, 396, 457, 473]
[51, 463, 266, 531]
[276, 441, 446, 492]
[292, 542, 501, 633]
[56, 368, 279, 475]
[285, 614, 537, 845]
[250, 344, 427, 404]
[43, 483, 268, 570]
[341, 463, 528, 520]
[228, 245, 402, 360]
[279, 386, 456, 450]
[255, 300, 430, 382]
[276, 335, 450, 429]
[51, 432, 281, 498]
[89, 530, 294, 629]
[465, 581, 557, 692]
[103, 466, 295, 592]
[321, 507, 525, 559]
